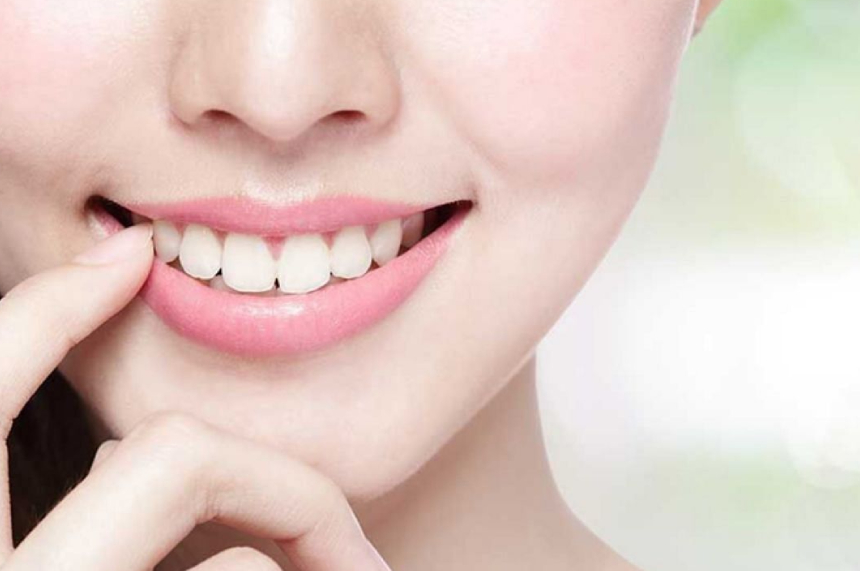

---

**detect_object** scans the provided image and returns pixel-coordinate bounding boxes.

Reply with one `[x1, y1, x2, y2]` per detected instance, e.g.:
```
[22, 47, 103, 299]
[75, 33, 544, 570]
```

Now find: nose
[168, 0, 400, 145]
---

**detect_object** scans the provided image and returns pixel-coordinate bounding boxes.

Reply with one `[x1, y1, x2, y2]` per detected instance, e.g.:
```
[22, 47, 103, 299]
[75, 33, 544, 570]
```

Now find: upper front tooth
[401, 211, 424, 248]
[179, 224, 222, 280]
[330, 226, 372, 279]
[153, 220, 182, 263]
[278, 233, 331, 294]
[369, 219, 402, 266]
[221, 233, 277, 292]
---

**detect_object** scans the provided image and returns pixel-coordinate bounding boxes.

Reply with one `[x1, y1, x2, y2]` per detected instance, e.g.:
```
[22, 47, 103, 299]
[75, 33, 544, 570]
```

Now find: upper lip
[120, 194, 442, 236]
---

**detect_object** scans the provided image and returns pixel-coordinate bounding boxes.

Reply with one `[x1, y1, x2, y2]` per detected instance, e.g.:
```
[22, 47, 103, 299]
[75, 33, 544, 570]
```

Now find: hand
[0, 224, 391, 571]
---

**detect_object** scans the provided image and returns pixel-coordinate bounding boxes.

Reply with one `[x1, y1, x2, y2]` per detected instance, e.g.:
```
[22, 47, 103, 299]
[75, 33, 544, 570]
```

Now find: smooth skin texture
[0, 226, 390, 571]
[0, 0, 723, 569]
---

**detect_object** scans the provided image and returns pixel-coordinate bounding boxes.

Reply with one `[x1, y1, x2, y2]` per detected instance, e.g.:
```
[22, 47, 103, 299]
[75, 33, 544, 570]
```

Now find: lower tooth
[210, 274, 279, 297]
[209, 275, 232, 292]
[401, 211, 424, 248]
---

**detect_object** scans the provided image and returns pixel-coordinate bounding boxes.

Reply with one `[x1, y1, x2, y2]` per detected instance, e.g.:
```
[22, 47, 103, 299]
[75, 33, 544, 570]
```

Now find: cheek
[0, 1, 160, 286]
[401, 0, 695, 186]
[0, 1, 150, 151]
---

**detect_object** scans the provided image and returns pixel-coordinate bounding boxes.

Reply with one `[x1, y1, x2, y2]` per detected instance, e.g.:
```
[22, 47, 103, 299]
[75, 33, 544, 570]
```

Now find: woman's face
[0, 0, 700, 500]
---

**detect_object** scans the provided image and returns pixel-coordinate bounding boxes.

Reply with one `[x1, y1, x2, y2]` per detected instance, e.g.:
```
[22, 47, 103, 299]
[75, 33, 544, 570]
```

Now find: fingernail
[73, 224, 153, 266]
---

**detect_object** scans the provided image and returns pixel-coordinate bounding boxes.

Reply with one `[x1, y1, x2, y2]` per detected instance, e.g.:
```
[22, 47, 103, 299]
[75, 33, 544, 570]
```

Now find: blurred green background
[539, 1, 860, 569]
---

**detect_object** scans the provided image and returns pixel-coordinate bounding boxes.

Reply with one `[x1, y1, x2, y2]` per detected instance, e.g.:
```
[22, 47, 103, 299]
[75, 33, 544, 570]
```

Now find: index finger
[0, 224, 153, 557]
[0, 224, 153, 435]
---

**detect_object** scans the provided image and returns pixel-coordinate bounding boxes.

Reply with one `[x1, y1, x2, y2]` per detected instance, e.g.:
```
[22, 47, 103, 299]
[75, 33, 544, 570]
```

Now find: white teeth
[221, 233, 277, 292]
[277, 234, 331, 294]
[160, 209, 430, 292]
[329, 226, 372, 279]
[179, 224, 222, 280]
[401, 211, 424, 248]
[153, 220, 182, 263]
[369, 219, 403, 266]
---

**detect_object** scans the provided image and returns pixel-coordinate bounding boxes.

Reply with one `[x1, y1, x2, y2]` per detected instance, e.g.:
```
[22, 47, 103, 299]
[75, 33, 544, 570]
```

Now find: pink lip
[94, 196, 469, 357]
[127, 195, 436, 236]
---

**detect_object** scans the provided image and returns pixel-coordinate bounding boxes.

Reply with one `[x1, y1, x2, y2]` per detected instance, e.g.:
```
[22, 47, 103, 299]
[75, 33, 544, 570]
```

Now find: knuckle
[307, 499, 358, 559]
[316, 476, 349, 511]
[306, 478, 353, 535]
[126, 411, 215, 478]
[323, 486, 351, 521]
[119, 412, 227, 524]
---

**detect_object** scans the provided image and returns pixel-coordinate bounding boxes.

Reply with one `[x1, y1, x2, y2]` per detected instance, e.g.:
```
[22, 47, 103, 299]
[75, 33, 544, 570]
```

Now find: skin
[0, 0, 723, 569]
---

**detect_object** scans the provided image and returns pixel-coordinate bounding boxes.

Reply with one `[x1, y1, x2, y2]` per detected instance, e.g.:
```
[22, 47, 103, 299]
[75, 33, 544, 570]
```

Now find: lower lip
[136, 207, 469, 357]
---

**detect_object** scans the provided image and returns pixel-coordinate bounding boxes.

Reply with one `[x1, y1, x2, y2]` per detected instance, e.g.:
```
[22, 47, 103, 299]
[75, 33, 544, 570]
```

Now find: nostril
[330, 110, 363, 120]
[202, 109, 239, 127]
[190, 108, 367, 142]
[325, 109, 365, 125]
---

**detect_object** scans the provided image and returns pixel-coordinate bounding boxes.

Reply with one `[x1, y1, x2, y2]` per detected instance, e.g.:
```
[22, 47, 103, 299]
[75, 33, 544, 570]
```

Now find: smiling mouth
[84, 194, 472, 356]
[88, 196, 470, 296]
